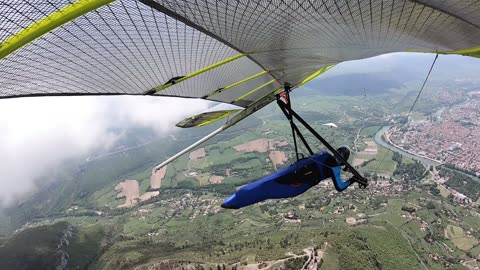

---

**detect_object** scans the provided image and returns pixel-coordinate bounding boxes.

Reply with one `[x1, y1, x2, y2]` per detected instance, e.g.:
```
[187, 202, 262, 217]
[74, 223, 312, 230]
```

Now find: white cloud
[0, 96, 211, 206]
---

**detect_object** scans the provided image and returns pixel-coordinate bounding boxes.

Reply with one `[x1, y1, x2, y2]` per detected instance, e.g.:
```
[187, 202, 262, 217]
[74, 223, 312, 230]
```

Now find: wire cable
[404, 54, 439, 125]
[373, 53, 439, 174]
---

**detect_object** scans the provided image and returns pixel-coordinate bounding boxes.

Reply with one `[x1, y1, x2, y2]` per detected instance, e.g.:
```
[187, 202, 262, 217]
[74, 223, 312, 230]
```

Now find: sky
[0, 96, 211, 206]
[0, 53, 478, 207]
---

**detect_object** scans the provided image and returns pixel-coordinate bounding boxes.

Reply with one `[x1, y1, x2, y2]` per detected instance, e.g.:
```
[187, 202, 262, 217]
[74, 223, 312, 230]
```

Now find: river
[374, 126, 442, 167]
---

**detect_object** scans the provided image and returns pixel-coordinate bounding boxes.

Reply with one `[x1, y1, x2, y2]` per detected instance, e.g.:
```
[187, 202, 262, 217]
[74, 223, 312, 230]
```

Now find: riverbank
[374, 126, 442, 167]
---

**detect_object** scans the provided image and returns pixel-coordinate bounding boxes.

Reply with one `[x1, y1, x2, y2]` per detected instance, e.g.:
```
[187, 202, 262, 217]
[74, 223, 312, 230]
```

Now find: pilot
[221, 146, 357, 209]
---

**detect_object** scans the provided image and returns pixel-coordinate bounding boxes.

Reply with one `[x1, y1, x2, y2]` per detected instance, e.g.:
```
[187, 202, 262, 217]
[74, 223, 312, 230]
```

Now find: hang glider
[322, 123, 338, 128]
[1, 0, 480, 170]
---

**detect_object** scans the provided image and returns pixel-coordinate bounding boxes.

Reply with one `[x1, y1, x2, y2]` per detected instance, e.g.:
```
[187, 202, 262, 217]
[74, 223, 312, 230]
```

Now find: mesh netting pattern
[1, 0, 480, 109]
[0, 1, 73, 43]
[0, 0, 257, 102]
[155, 0, 480, 85]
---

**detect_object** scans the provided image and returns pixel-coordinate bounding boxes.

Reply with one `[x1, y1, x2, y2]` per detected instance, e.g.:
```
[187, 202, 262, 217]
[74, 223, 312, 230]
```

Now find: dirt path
[136, 245, 326, 270]
[353, 125, 365, 152]
[85, 139, 156, 162]
[235, 246, 325, 270]
[302, 247, 320, 270]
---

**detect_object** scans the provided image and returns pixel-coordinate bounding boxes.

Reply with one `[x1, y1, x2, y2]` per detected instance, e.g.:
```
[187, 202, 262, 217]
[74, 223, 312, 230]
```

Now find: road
[343, 110, 353, 122]
[85, 139, 156, 162]
[353, 125, 365, 152]
[234, 246, 324, 270]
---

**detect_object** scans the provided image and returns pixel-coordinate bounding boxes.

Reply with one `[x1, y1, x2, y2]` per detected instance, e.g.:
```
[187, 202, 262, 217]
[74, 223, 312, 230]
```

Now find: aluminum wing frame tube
[153, 126, 225, 172]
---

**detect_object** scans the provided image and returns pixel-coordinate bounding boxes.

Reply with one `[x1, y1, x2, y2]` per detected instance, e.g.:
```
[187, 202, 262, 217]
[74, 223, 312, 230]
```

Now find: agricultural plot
[445, 225, 478, 251]
[353, 139, 378, 167]
[470, 244, 480, 258]
[361, 146, 397, 174]
[360, 126, 381, 137]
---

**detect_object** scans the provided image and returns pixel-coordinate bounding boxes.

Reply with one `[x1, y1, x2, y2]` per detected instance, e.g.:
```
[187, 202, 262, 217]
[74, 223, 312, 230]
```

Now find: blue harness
[222, 152, 349, 209]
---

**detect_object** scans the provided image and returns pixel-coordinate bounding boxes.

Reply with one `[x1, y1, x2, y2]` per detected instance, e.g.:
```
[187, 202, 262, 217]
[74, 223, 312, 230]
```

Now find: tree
[429, 185, 440, 196]
[401, 205, 416, 213]
[392, 152, 402, 164]
[426, 201, 435, 210]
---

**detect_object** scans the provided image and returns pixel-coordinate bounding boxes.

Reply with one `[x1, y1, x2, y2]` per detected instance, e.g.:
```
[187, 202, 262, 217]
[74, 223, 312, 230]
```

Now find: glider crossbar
[276, 91, 368, 188]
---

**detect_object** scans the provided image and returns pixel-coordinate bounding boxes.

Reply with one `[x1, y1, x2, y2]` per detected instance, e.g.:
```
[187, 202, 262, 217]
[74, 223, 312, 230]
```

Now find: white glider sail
[2, 0, 480, 106]
[2, 0, 480, 167]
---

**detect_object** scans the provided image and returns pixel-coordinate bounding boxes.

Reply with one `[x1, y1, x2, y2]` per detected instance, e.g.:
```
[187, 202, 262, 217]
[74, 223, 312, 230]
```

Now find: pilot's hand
[348, 176, 368, 189]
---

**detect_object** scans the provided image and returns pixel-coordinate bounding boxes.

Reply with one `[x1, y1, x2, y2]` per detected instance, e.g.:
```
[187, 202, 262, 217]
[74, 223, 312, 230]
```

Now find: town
[389, 95, 480, 175]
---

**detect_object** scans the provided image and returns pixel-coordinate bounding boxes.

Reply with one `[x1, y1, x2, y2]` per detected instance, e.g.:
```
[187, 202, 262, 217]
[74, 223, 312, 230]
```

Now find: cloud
[0, 96, 211, 206]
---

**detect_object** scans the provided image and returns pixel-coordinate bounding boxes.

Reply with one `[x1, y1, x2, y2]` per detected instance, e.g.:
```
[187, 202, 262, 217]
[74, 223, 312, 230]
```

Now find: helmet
[335, 145, 351, 165]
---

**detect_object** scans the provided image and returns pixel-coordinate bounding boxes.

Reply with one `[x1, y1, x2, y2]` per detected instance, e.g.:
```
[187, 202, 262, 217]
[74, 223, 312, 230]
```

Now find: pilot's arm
[324, 155, 354, 192]
[329, 166, 354, 192]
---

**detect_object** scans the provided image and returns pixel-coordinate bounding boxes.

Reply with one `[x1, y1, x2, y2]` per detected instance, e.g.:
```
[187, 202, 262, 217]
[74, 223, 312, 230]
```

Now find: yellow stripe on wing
[296, 65, 335, 87]
[206, 70, 269, 98]
[151, 53, 248, 93]
[0, 0, 117, 60]
[234, 79, 277, 102]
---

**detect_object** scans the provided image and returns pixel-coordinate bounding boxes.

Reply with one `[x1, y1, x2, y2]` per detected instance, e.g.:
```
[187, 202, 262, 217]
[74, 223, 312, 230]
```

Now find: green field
[438, 185, 450, 198]
[463, 215, 480, 229]
[360, 126, 381, 137]
[362, 146, 397, 174]
[446, 225, 478, 251]
[470, 244, 480, 257]
[190, 157, 209, 169]
[232, 158, 263, 170]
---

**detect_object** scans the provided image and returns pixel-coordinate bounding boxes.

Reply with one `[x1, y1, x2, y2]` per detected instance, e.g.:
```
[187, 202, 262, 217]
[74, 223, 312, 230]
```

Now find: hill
[300, 73, 404, 96]
[0, 222, 72, 270]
